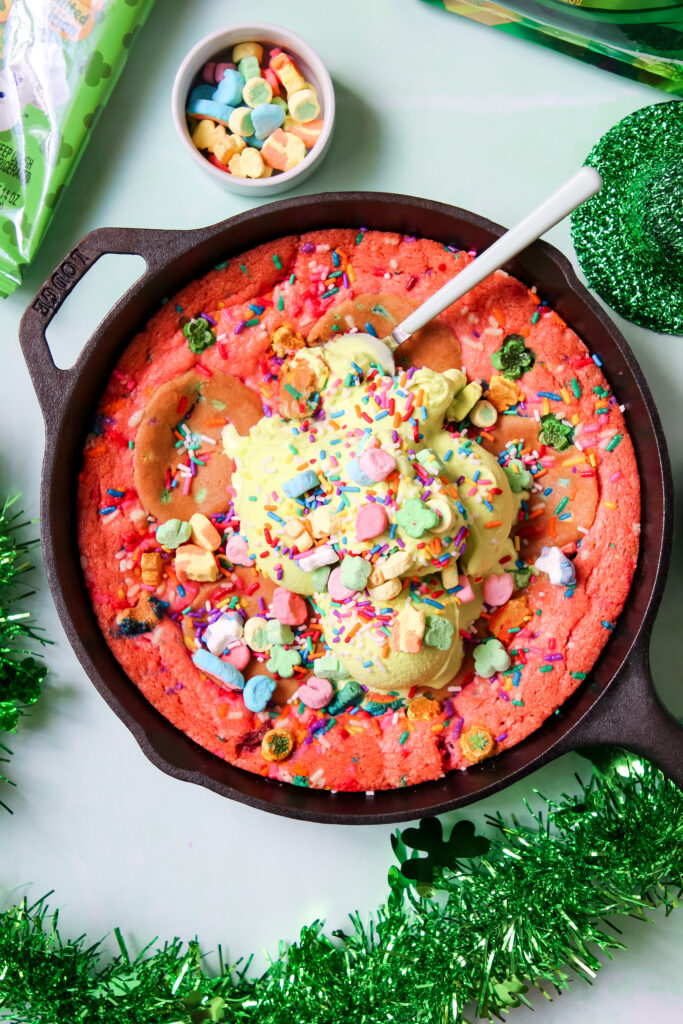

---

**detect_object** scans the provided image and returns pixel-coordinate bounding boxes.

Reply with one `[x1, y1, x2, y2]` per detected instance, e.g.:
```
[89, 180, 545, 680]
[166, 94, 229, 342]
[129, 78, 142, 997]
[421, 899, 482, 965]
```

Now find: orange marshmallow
[269, 51, 305, 94]
[283, 116, 323, 148]
[261, 128, 289, 171]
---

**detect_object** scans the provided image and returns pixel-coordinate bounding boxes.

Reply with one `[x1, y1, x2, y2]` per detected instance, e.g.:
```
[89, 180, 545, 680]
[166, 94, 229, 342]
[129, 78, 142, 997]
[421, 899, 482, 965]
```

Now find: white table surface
[2, 0, 682, 1019]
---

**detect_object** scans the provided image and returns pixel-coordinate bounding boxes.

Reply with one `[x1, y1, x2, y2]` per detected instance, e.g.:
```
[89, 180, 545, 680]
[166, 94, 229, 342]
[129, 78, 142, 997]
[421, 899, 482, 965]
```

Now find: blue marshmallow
[213, 69, 245, 108]
[534, 546, 576, 587]
[283, 469, 320, 498]
[243, 674, 276, 712]
[251, 102, 285, 140]
[346, 458, 373, 487]
[186, 97, 235, 124]
[192, 647, 244, 690]
[188, 85, 215, 104]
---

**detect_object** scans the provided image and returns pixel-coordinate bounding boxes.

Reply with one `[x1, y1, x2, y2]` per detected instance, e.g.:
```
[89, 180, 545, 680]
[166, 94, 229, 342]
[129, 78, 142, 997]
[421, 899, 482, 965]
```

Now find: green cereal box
[0, 0, 155, 298]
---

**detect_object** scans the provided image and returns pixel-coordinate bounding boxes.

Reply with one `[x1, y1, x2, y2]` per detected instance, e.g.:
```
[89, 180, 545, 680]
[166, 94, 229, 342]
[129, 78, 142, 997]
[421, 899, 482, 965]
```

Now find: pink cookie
[327, 566, 357, 602]
[224, 644, 250, 671]
[226, 535, 252, 566]
[298, 675, 333, 710]
[359, 447, 396, 483]
[483, 572, 514, 607]
[355, 503, 388, 541]
[272, 586, 308, 626]
[457, 574, 475, 603]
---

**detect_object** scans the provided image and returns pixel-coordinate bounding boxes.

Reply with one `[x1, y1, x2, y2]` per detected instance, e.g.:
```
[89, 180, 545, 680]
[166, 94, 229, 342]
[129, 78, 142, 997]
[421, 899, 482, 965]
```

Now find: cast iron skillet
[19, 192, 682, 824]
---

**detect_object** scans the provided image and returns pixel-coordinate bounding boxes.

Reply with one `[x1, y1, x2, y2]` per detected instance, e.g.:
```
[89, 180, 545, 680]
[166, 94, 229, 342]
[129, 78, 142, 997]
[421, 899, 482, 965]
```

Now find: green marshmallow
[473, 638, 511, 679]
[155, 518, 191, 549]
[424, 615, 455, 650]
[237, 56, 261, 82]
[340, 555, 372, 591]
[327, 680, 363, 716]
[395, 498, 439, 539]
[312, 566, 332, 591]
[314, 654, 350, 680]
[504, 458, 533, 493]
[416, 448, 442, 477]
[266, 645, 301, 678]
[266, 621, 294, 646]
[364, 697, 404, 717]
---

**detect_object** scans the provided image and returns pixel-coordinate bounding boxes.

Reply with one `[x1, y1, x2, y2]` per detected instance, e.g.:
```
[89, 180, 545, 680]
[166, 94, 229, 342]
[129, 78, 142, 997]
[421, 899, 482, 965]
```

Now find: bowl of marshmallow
[172, 22, 335, 195]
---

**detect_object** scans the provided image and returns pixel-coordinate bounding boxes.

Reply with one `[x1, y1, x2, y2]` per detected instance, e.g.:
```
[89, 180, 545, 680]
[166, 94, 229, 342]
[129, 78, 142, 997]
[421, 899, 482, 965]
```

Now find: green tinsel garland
[0, 495, 47, 805]
[0, 498, 681, 1023]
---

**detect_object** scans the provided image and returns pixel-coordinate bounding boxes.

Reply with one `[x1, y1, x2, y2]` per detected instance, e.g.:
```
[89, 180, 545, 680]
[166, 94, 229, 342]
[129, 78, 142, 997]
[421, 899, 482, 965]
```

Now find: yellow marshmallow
[189, 513, 221, 551]
[287, 87, 320, 123]
[283, 517, 313, 550]
[283, 131, 306, 170]
[175, 544, 219, 582]
[213, 135, 239, 165]
[270, 52, 305, 94]
[228, 153, 247, 177]
[229, 148, 266, 179]
[228, 106, 254, 137]
[232, 41, 263, 63]
[391, 604, 426, 654]
[191, 119, 221, 151]
[240, 147, 265, 178]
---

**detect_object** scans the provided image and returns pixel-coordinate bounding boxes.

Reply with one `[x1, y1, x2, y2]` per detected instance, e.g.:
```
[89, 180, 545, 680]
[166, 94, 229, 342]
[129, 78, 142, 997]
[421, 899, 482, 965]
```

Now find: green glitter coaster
[571, 101, 683, 336]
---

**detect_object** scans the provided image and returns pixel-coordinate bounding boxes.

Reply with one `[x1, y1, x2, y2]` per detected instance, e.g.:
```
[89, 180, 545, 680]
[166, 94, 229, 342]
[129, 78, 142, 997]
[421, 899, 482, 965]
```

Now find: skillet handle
[18, 226, 190, 422]
[558, 644, 683, 789]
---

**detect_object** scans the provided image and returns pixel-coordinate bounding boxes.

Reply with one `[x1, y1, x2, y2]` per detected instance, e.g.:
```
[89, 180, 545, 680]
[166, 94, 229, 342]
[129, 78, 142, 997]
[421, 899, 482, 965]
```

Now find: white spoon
[334, 165, 603, 375]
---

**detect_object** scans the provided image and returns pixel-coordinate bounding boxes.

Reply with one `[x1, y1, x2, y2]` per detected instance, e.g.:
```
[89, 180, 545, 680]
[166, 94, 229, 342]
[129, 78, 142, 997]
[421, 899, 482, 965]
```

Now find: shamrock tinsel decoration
[0, 494, 46, 799]
[1, 752, 681, 1023]
[183, 316, 217, 354]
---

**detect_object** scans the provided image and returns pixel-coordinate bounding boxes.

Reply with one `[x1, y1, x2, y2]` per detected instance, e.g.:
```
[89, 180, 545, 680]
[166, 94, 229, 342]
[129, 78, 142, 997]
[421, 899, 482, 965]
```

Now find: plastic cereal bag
[0, 0, 155, 298]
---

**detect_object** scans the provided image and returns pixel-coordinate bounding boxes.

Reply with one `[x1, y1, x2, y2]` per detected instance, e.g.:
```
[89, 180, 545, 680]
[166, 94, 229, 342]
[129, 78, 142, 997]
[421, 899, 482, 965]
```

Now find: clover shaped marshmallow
[395, 498, 439, 539]
[266, 644, 301, 678]
[473, 638, 511, 679]
[424, 615, 454, 650]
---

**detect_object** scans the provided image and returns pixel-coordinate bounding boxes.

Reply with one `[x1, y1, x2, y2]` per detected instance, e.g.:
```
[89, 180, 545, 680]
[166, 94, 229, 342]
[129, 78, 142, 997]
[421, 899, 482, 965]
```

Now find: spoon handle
[392, 165, 603, 345]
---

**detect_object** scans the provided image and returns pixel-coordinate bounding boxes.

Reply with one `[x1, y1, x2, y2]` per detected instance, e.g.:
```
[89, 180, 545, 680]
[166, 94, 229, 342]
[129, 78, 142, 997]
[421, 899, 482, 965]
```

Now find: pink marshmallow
[355, 503, 388, 541]
[224, 644, 250, 671]
[214, 61, 234, 81]
[202, 61, 217, 84]
[327, 566, 357, 602]
[226, 535, 252, 566]
[298, 675, 333, 710]
[264, 67, 280, 95]
[359, 447, 396, 482]
[271, 586, 308, 626]
[457, 574, 475, 603]
[483, 572, 514, 607]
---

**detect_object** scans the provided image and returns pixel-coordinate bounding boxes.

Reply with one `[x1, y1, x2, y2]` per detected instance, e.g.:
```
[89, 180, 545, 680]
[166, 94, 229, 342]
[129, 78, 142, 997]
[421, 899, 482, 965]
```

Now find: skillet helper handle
[19, 226, 185, 422]
[562, 645, 683, 790]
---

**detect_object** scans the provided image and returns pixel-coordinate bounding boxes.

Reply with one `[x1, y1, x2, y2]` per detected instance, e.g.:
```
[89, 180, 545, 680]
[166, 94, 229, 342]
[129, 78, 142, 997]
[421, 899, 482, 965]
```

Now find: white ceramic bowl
[172, 22, 335, 196]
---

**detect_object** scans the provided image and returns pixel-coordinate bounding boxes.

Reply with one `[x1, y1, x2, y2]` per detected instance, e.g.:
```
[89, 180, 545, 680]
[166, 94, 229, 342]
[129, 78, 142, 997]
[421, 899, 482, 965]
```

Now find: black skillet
[19, 192, 683, 824]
